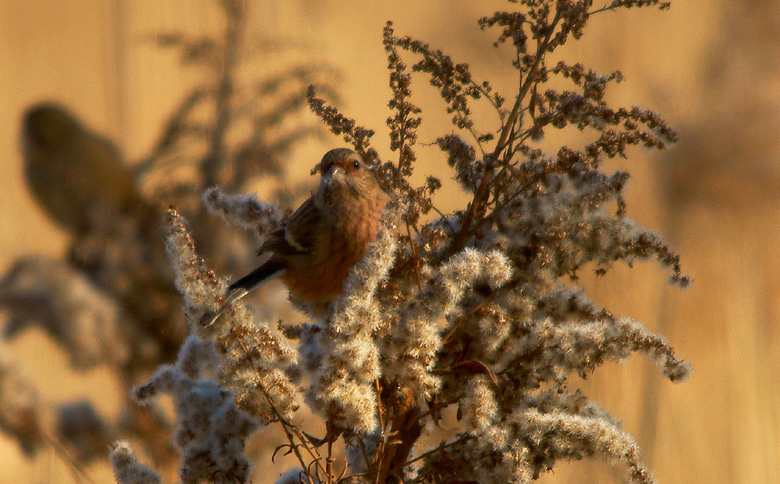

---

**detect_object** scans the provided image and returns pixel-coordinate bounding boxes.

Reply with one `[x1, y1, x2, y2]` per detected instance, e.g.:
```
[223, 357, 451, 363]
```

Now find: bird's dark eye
[352, 160, 360, 170]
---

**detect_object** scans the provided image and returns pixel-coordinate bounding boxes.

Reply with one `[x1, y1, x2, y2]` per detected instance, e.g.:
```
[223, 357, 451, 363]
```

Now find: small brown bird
[21, 103, 140, 235]
[206, 148, 389, 325]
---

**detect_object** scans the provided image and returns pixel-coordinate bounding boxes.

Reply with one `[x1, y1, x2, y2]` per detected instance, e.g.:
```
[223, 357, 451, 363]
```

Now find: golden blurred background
[1, 0, 778, 483]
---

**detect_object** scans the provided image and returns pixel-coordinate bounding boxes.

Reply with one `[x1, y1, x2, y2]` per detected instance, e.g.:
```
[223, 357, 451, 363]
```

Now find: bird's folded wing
[259, 196, 320, 256]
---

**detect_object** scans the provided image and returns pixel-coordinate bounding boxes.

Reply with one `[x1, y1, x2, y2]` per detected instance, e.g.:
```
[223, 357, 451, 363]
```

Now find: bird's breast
[282, 198, 386, 304]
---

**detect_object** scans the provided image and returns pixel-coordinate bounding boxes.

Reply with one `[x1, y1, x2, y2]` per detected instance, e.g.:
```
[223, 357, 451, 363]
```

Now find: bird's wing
[80, 132, 138, 206]
[259, 196, 320, 256]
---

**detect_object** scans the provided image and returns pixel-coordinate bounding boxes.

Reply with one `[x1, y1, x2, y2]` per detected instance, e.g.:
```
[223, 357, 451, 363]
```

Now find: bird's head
[22, 103, 80, 152]
[315, 148, 388, 208]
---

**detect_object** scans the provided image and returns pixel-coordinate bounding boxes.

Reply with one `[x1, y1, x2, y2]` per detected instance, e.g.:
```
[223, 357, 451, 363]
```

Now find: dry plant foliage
[119, 1, 690, 483]
[1, 1, 692, 484]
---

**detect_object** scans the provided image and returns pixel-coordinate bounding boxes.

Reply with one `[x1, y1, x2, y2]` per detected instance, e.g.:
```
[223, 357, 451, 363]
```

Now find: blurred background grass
[0, 0, 777, 483]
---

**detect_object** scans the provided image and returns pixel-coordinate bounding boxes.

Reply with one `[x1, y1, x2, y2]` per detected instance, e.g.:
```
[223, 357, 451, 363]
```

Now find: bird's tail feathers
[202, 287, 248, 327]
[201, 261, 286, 328]
[228, 260, 286, 293]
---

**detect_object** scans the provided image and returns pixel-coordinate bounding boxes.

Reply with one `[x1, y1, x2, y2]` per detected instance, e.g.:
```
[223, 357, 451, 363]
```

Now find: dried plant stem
[373, 392, 422, 484]
[406, 434, 472, 466]
[42, 432, 97, 484]
[232, 329, 326, 478]
[326, 413, 336, 484]
[203, 0, 245, 187]
[451, 10, 562, 254]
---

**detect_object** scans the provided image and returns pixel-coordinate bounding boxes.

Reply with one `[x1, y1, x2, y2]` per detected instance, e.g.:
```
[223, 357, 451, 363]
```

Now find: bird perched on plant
[21, 102, 142, 235]
[205, 148, 389, 325]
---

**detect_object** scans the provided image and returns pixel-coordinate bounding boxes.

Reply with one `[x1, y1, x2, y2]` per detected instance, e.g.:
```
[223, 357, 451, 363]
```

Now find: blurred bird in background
[20, 102, 184, 363]
[206, 148, 390, 325]
[22, 103, 143, 236]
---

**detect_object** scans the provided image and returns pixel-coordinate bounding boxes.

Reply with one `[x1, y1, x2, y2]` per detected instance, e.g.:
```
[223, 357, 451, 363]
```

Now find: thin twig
[42, 432, 96, 484]
[405, 435, 472, 466]
[442, 292, 497, 343]
[405, 221, 423, 291]
[373, 379, 386, 484]
[326, 409, 335, 484]
[232, 329, 327, 478]
[202, 0, 245, 187]
[450, 10, 563, 255]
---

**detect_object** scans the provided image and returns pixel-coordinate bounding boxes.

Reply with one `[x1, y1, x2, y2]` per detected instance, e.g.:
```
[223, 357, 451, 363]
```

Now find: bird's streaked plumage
[204, 148, 389, 326]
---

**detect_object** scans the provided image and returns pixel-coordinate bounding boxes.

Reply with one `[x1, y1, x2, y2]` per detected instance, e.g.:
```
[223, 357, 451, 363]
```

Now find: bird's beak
[325, 165, 346, 180]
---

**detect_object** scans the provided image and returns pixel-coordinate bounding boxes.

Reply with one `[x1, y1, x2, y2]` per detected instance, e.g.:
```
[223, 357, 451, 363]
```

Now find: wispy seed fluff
[163, 208, 225, 317]
[305, 204, 399, 433]
[385, 248, 513, 398]
[163, 208, 301, 422]
[509, 407, 654, 484]
[0, 343, 44, 455]
[133, 336, 256, 484]
[0, 256, 131, 369]
[450, 389, 656, 484]
[519, 317, 692, 383]
[202, 186, 284, 235]
[110, 441, 161, 484]
[459, 375, 501, 438]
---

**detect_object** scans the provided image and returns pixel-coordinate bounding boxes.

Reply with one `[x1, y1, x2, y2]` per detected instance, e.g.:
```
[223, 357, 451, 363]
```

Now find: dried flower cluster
[0, 342, 44, 456]
[162, 208, 301, 426]
[138, 0, 337, 199]
[132, 335, 257, 483]
[111, 441, 163, 484]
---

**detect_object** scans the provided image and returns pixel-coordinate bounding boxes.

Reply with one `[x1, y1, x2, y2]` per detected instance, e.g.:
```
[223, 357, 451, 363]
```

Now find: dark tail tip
[228, 259, 287, 292]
